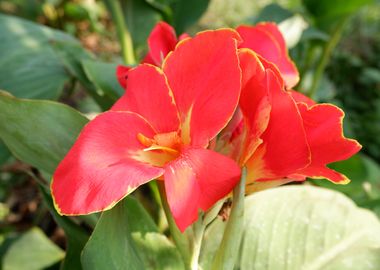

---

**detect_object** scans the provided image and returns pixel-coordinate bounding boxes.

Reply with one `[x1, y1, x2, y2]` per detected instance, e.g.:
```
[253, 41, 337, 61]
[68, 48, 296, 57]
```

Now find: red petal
[237, 23, 299, 88]
[163, 29, 242, 147]
[164, 147, 241, 232]
[146, 22, 178, 66]
[290, 90, 316, 106]
[116, 65, 131, 89]
[238, 49, 271, 164]
[245, 69, 310, 182]
[52, 111, 164, 215]
[112, 64, 180, 133]
[295, 103, 362, 183]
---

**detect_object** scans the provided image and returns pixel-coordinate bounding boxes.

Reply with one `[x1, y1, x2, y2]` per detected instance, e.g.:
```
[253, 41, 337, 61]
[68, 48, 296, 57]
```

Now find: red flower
[218, 49, 361, 193]
[51, 29, 242, 232]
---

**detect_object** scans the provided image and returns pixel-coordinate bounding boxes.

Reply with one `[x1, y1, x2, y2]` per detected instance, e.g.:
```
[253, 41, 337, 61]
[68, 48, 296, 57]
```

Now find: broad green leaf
[302, 0, 374, 30]
[0, 14, 79, 99]
[201, 186, 380, 270]
[51, 41, 116, 110]
[82, 198, 184, 270]
[82, 60, 125, 99]
[0, 90, 88, 175]
[171, 0, 210, 33]
[40, 186, 90, 270]
[124, 196, 159, 233]
[3, 227, 65, 270]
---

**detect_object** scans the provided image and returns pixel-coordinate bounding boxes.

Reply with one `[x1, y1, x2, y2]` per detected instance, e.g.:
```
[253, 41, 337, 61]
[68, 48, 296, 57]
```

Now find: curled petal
[112, 64, 180, 133]
[237, 23, 299, 88]
[238, 49, 271, 164]
[295, 103, 362, 183]
[144, 22, 178, 66]
[52, 111, 164, 215]
[163, 29, 242, 147]
[164, 147, 241, 232]
[246, 69, 310, 183]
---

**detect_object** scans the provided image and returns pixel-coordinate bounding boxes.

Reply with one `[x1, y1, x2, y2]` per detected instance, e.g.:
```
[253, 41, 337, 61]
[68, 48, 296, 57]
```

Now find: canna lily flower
[51, 29, 242, 232]
[217, 48, 361, 193]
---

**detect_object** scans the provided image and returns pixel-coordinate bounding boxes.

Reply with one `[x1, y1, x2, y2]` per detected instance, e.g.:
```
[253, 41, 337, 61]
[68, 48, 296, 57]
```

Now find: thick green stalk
[190, 215, 205, 270]
[211, 168, 246, 270]
[308, 20, 347, 98]
[158, 183, 191, 268]
[104, 0, 136, 65]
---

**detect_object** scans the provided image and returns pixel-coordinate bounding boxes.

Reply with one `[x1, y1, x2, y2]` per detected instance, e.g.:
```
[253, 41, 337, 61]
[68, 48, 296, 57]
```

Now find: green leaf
[81, 198, 184, 270]
[82, 60, 125, 99]
[171, 0, 210, 33]
[302, 0, 374, 30]
[40, 186, 90, 270]
[0, 90, 88, 175]
[124, 196, 159, 233]
[51, 41, 116, 110]
[202, 186, 380, 270]
[0, 14, 79, 99]
[3, 227, 65, 270]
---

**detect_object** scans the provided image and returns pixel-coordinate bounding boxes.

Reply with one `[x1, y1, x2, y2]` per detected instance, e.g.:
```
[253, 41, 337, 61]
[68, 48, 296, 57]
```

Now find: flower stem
[308, 20, 347, 99]
[158, 183, 191, 268]
[190, 216, 205, 270]
[211, 167, 246, 270]
[103, 0, 136, 65]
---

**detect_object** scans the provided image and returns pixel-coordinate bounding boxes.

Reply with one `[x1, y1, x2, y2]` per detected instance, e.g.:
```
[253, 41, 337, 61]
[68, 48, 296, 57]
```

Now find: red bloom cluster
[52, 22, 361, 231]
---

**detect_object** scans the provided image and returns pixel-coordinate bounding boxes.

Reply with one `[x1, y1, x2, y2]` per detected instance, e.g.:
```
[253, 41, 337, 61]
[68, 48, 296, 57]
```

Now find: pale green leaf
[201, 186, 380, 270]
[3, 227, 65, 270]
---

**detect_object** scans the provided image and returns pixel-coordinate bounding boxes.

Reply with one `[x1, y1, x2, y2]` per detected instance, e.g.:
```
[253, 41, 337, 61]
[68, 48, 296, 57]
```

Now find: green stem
[158, 183, 191, 268]
[104, 0, 136, 65]
[148, 180, 162, 207]
[308, 20, 347, 98]
[211, 168, 246, 270]
[190, 216, 205, 270]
